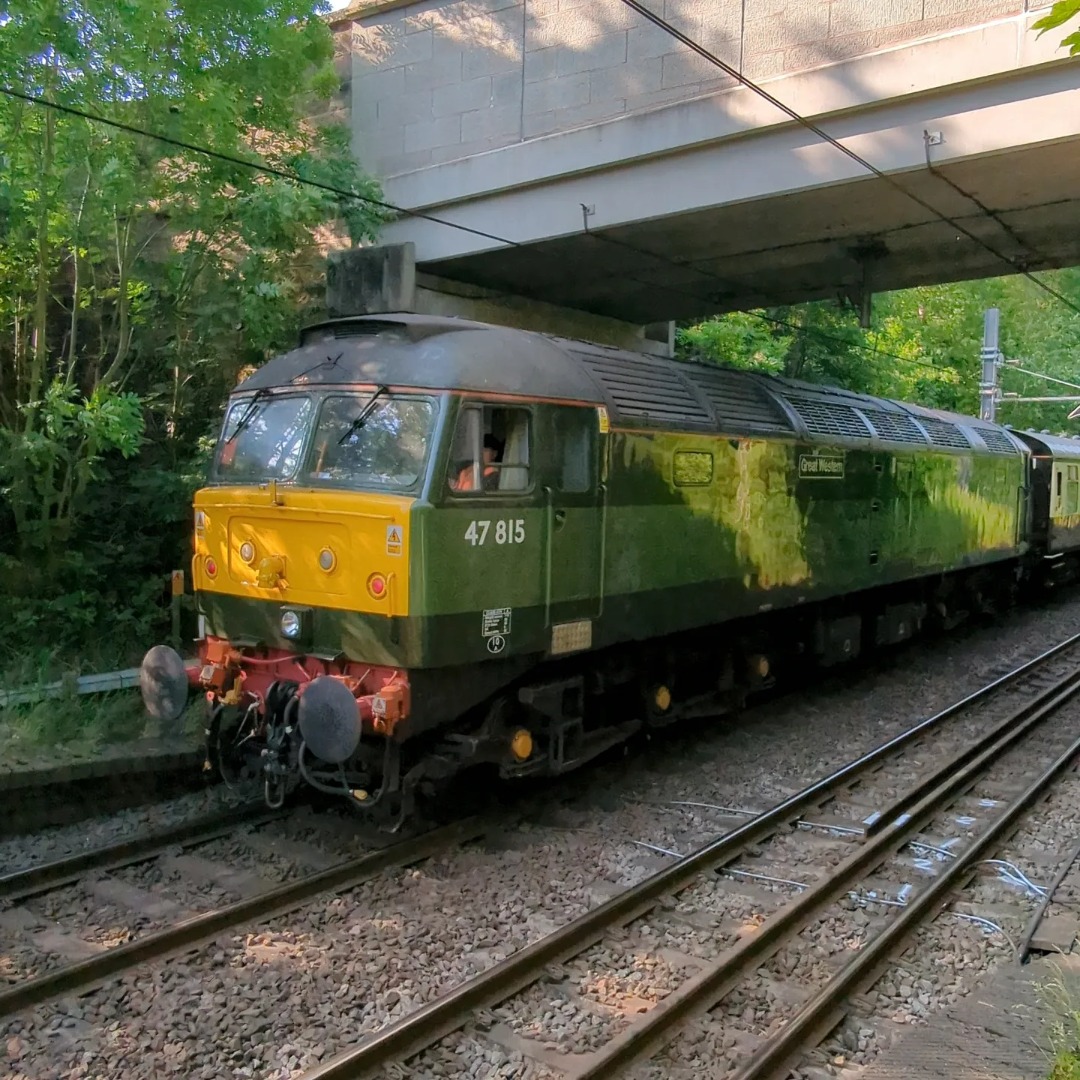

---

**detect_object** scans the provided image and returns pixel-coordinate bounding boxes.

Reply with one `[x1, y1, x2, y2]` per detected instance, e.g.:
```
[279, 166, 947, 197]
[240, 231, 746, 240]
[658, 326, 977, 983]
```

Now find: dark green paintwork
[405, 398, 1025, 667]
[198, 394, 1028, 732]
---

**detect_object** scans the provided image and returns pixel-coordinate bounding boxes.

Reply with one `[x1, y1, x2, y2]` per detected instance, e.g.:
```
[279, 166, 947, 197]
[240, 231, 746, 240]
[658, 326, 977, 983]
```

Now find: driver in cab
[451, 435, 503, 492]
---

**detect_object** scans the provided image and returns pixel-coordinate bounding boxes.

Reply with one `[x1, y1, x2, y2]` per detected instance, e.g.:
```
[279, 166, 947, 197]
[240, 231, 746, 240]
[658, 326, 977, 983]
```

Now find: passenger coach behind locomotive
[138, 314, 1078, 826]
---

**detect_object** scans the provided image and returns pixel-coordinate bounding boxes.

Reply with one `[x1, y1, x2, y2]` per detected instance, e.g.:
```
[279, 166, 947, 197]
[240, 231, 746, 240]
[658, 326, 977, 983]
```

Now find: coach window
[1069, 465, 1080, 516]
[448, 404, 531, 494]
[674, 450, 714, 487]
[554, 409, 593, 493]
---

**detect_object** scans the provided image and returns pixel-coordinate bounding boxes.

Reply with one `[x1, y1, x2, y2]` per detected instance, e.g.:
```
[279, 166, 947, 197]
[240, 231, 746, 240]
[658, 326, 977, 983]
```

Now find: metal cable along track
[298, 633, 1080, 1080]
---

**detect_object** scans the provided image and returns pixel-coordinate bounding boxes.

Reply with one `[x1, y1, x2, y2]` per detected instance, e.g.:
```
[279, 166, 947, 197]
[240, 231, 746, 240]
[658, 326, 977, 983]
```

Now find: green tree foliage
[0, 0, 383, 666]
[678, 271, 1080, 436]
[1033, 0, 1080, 54]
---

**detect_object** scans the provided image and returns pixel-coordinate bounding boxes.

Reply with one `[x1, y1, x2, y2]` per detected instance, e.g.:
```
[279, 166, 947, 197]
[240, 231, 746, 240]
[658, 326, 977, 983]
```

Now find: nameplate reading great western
[799, 453, 845, 479]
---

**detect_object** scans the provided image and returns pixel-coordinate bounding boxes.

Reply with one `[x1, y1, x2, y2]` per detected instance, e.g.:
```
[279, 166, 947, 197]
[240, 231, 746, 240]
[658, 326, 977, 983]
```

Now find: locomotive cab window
[214, 393, 313, 482]
[305, 393, 436, 490]
[448, 405, 531, 494]
[553, 408, 594, 493]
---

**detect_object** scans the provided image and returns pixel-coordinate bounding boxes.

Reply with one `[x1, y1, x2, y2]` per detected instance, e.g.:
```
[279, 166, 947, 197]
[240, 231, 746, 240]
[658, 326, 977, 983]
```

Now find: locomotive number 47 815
[464, 519, 526, 546]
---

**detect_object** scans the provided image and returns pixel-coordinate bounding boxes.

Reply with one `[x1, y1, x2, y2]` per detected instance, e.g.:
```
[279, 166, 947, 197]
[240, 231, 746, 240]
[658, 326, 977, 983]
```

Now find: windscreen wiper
[225, 388, 272, 445]
[338, 385, 390, 445]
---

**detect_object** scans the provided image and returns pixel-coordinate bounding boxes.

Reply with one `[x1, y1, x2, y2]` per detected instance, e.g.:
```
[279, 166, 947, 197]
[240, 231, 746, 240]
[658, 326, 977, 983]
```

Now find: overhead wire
[0, 82, 966, 372]
[613, 0, 1080, 319]
[577, 211, 948, 373]
[0, 85, 524, 251]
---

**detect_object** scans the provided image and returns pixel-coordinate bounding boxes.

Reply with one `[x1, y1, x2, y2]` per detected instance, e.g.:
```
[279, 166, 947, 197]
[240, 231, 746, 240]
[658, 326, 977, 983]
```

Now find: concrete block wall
[335, 0, 1039, 177]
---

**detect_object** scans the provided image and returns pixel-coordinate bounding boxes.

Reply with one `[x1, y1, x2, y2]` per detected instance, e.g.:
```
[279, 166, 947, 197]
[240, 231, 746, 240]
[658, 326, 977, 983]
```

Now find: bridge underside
[417, 137, 1080, 324]
[374, 19, 1080, 326]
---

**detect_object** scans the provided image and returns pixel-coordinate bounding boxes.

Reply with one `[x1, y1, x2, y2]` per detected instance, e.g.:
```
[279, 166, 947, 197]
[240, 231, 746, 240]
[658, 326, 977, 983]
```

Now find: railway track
[0, 802, 282, 905]
[295, 631, 1080, 1080]
[0, 806, 485, 1022]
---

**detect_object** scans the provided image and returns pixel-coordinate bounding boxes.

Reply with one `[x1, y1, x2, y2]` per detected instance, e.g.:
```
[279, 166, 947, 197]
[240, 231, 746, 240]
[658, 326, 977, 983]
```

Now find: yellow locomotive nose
[192, 487, 413, 620]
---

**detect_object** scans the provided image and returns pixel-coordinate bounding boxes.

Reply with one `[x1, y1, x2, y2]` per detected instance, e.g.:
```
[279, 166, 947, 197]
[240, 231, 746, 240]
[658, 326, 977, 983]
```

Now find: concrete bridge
[326, 0, 1080, 347]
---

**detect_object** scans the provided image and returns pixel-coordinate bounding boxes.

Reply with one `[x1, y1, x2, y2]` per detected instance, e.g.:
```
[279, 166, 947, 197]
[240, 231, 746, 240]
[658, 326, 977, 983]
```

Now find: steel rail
[568, 668, 1080, 1078]
[865, 663, 1080, 836]
[299, 636, 1080, 1080]
[0, 817, 485, 1020]
[0, 803, 282, 904]
[1016, 834, 1080, 964]
[732, 722, 1080, 1080]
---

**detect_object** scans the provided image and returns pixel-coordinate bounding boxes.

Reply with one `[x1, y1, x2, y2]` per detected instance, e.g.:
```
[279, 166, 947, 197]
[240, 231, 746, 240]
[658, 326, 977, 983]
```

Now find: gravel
[5, 594, 1080, 1078]
[0, 782, 256, 875]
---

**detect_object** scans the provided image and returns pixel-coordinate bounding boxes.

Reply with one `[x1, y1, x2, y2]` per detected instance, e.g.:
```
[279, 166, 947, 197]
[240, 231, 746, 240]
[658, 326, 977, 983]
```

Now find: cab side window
[553, 408, 594, 493]
[448, 404, 531, 494]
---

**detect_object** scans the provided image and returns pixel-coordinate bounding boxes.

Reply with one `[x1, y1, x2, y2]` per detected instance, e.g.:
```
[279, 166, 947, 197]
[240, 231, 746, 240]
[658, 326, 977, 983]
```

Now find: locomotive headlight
[280, 610, 302, 639]
[239, 541, 256, 564]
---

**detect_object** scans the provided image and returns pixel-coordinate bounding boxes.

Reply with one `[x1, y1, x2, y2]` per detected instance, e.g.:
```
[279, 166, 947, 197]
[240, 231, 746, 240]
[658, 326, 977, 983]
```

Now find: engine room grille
[575, 353, 714, 428]
[785, 397, 872, 440]
[681, 367, 792, 433]
[974, 427, 1019, 455]
[917, 417, 972, 450]
[860, 408, 928, 445]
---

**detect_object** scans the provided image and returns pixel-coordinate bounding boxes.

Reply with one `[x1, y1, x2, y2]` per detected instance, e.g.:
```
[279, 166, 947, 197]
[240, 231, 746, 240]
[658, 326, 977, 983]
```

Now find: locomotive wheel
[205, 704, 261, 789]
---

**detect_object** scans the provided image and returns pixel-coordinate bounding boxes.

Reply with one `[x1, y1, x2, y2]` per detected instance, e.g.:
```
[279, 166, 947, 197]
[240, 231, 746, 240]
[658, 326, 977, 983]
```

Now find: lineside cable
[0, 85, 521, 252]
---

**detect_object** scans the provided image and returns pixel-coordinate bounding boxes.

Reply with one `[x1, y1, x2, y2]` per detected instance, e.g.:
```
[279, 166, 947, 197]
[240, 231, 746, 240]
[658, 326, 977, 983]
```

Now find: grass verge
[1039, 962, 1080, 1079]
[0, 684, 203, 760]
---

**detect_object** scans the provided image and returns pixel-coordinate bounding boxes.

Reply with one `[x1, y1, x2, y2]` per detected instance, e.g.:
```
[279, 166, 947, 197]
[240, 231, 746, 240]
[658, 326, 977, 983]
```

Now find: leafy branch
[1033, 0, 1080, 54]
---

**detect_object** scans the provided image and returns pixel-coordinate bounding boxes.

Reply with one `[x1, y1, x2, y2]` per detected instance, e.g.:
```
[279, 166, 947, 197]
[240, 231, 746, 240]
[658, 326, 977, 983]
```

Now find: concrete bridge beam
[329, 2, 1080, 322]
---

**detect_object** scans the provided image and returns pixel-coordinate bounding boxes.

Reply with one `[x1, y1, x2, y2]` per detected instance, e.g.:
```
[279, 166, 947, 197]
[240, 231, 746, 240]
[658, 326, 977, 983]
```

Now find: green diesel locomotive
[138, 314, 1080, 825]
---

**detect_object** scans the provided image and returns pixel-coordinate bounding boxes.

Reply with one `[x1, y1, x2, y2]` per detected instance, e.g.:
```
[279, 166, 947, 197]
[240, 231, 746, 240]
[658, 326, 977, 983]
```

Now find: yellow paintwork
[192, 485, 414, 616]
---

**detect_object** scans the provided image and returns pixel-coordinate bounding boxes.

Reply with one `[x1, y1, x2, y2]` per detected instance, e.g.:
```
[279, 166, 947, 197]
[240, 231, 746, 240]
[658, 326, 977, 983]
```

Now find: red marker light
[367, 573, 386, 599]
[205, 557, 218, 578]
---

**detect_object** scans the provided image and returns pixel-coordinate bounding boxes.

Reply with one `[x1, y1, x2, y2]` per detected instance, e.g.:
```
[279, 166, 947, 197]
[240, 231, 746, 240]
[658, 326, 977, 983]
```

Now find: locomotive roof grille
[786, 397, 874, 440]
[299, 320, 407, 345]
[575, 352, 715, 427]
[251, 316, 1029, 458]
[859, 408, 928, 445]
[915, 417, 972, 450]
[681, 366, 793, 434]
[974, 427, 1020, 455]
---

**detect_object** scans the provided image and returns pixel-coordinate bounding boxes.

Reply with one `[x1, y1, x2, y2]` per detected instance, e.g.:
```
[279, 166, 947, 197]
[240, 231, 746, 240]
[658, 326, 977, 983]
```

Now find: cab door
[543, 405, 605, 654]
